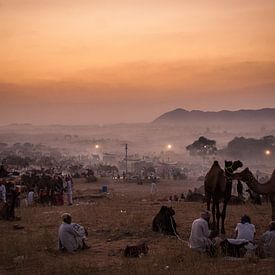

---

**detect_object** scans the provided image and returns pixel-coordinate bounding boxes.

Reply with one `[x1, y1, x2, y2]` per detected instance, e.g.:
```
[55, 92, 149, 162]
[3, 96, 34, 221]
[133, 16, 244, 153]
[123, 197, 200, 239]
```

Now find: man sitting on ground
[58, 213, 90, 253]
[257, 221, 275, 258]
[189, 210, 216, 256]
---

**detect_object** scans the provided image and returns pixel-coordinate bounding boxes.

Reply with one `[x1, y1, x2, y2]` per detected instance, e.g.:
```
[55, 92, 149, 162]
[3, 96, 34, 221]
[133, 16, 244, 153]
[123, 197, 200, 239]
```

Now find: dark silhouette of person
[237, 180, 243, 198]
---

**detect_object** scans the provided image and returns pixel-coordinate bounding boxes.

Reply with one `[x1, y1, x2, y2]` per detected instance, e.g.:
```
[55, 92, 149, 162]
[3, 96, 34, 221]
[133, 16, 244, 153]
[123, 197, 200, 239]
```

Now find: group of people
[0, 181, 21, 220]
[21, 173, 74, 206]
[22, 174, 74, 206]
[58, 208, 274, 258]
[189, 210, 275, 258]
[0, 174, 75, 221]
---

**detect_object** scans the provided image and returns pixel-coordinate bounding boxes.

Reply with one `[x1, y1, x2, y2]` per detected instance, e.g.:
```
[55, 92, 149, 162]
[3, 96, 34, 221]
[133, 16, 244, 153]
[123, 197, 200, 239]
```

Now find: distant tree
[225, 135, 275, 159]
[4, 155, 31, 167]
[186, 136, 217, 157]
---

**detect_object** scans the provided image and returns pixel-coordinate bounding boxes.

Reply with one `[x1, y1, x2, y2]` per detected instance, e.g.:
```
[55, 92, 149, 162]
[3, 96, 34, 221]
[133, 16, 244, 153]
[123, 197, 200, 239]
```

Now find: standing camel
[204, 160, 243, 234]
[236, 168, 275, 220]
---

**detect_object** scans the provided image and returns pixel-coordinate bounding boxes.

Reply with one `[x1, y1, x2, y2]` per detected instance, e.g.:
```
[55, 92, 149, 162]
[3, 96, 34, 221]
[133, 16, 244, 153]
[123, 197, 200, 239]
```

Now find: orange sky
[1, 0, 275, 124]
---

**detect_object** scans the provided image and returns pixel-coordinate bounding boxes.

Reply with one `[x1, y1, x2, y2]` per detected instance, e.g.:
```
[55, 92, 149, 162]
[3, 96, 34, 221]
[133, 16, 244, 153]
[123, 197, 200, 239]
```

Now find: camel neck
[245, 173, 273, 194]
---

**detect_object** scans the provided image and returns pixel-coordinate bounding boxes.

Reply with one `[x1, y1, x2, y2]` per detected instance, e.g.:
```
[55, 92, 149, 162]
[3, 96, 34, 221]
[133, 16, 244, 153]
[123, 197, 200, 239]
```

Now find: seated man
[189, 210, 215, 256]
[257, 221, 275, 258]
[235, 214, 255, 242]
[58, 213, 90, 253]
[221, 215, 256, 257]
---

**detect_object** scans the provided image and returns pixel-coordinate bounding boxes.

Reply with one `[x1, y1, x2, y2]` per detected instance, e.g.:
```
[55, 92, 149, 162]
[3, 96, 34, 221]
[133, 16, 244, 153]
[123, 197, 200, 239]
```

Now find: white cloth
[0, 184, 6, 203]
[58, 222, 83, 253]
[227, 238, 249, 245]
[189, 218, 212, 252]
[260, 230, 275, 258]
[27, 191, 34, 205]
[66, 179, 73, 204]
[72, 223, 87, 239]
[235, 223, 255, 242]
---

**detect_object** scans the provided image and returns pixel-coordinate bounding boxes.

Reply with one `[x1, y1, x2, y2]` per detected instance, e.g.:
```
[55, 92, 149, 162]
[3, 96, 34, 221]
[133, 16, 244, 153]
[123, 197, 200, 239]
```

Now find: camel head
[224, 160, 243, 174]
[232, 160, 243, 170]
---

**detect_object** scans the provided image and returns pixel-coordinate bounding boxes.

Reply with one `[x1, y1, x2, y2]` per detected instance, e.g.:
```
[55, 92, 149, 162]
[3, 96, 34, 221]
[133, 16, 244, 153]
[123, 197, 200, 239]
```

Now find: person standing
[65, 176, 73, 205]
[150, 176, 157, 194]
[237, 180, 244, 200]
[27, 189, 35, 206]
[0, 181, 6, 203]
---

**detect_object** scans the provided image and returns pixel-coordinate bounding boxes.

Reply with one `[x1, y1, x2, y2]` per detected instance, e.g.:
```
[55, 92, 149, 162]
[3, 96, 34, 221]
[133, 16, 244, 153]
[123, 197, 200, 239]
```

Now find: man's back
[189, 218, 210, 251]
[260, 230, 275, 258]
[59, 223, 79, 252]
[235, 223, 255, 242]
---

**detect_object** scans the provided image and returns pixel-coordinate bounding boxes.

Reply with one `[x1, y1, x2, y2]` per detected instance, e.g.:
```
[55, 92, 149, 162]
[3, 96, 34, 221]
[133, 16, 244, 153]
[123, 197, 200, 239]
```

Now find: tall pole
[125, 143, 128, 175]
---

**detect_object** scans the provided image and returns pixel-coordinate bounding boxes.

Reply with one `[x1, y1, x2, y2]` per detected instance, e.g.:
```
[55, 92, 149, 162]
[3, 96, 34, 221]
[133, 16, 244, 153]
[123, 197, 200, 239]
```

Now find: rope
[170, 216, 189, 246]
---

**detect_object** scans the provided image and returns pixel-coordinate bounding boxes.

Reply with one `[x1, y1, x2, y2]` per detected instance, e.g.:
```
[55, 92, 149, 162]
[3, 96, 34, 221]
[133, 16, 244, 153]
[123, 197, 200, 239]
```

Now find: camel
[204, 160, 243, 234]
[185, 190, 204, 202]
[235, 168, 275, 220]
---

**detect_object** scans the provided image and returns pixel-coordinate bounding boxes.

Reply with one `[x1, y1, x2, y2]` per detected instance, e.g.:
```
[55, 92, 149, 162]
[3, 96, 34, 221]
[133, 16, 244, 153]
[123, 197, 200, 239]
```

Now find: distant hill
[153, 108, 275, 124]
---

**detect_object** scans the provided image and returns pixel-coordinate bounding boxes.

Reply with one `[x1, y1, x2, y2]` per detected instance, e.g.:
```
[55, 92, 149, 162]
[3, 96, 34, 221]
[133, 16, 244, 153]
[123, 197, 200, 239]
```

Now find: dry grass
[0, 178, 274, 274]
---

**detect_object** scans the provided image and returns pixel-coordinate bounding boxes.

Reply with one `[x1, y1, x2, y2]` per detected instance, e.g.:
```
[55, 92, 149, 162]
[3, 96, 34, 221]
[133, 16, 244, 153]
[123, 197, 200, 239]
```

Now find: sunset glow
[1, 0, 275, 124]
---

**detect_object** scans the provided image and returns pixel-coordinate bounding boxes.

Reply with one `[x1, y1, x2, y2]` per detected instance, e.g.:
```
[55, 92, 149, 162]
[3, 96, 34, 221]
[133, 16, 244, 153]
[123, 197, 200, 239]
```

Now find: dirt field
[0, 178, 274, 275]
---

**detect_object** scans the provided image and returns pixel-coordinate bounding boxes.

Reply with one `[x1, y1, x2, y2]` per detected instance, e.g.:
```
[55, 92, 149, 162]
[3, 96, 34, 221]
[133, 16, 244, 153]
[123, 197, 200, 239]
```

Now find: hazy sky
[1, 0, 275, 124]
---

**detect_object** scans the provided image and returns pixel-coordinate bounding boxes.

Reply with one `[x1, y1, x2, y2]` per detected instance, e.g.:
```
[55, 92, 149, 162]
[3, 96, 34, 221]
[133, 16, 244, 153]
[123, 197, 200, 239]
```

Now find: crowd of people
[20, 173, 74, 206]
[0, 173, 75, 221]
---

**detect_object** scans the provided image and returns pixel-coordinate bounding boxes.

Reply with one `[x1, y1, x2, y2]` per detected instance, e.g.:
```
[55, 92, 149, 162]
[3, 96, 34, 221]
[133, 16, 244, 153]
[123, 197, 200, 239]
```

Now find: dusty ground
[0, 178, 274, 275]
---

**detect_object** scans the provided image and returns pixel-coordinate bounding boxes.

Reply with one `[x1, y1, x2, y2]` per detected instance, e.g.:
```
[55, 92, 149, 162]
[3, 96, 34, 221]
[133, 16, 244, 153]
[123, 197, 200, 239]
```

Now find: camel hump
[204, 162, 224, 194]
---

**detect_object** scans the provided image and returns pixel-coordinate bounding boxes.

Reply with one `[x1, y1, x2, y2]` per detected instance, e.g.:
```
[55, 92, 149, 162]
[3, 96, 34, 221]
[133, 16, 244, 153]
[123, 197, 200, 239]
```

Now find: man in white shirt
[235, 214, 255, 242]
[65, 176, 73, 205]
[222, 215, 256, 257]
[189, 210, 213, 253]
[58, 213, 89, 253]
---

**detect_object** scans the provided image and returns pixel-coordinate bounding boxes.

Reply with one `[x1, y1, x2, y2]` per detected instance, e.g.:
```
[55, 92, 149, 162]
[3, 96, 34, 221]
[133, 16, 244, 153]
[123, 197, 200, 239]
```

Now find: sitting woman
[58, 213, 90, 253]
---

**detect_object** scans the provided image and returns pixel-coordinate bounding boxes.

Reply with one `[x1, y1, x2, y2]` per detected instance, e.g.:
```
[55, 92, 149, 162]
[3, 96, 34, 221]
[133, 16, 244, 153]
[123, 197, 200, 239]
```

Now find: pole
[125, 143, 128, 175]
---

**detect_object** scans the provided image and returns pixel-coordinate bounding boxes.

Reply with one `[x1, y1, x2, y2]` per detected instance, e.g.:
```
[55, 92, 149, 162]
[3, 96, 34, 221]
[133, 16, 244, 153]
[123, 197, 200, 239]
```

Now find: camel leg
[272, 203, 275, 221]
[270, 195, 275, 221]
[215, 201, 220, 233]
[211, 201, 216, 229]
[206, 192, 211, 211]
[221, 201, 229, 235]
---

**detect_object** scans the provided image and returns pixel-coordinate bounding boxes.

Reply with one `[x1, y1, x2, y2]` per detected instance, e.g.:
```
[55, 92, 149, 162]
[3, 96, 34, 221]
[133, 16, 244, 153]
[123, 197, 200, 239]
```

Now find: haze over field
[1, 0, 275, 125]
